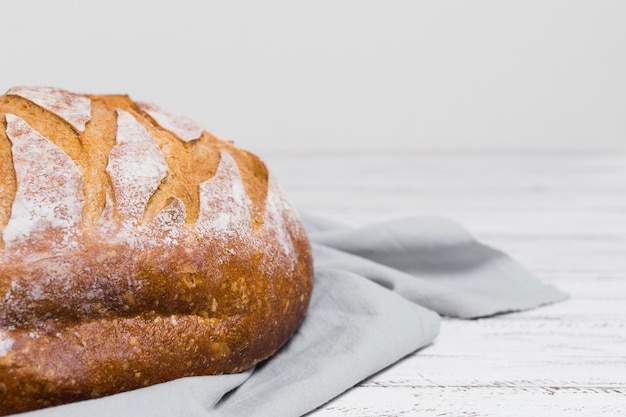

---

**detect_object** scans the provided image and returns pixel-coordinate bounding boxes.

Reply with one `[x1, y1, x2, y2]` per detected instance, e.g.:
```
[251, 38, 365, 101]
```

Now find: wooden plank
[313, 385, 626, 416]
[311, 312, 626, 415]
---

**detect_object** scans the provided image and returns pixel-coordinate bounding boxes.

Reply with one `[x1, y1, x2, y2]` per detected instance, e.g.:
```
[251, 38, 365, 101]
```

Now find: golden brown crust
[0, 87, 313, 415]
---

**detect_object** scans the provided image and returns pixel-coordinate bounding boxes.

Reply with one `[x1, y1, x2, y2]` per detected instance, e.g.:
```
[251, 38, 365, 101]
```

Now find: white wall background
[0, 0, 624, 153]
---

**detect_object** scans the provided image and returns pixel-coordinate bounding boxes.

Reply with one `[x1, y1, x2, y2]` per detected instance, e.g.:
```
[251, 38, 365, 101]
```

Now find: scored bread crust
[0, 87, 314, 415]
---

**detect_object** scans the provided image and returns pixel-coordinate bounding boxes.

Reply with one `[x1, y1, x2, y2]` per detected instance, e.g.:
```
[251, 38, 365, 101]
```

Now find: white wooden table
[261, 151, 626, 416]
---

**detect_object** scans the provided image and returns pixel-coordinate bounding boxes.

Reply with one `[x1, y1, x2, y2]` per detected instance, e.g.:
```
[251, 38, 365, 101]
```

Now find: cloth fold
[305, 214, 566, 318]
[21, 214, 567, 417]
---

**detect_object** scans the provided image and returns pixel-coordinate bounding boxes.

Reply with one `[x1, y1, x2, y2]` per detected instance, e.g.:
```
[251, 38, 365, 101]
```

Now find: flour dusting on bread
[141, 197, 187, 247]
[107, 109, 168, 223]
[197, 150, 253, 238]
[2, 114, 84, 255]
[6, 86, 92, 133]
[137, 101, 204, 142]
[0, 331, 13, 357]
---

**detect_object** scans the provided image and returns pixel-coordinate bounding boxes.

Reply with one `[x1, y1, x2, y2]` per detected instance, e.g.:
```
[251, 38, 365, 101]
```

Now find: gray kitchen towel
[20, 214, 567, 417]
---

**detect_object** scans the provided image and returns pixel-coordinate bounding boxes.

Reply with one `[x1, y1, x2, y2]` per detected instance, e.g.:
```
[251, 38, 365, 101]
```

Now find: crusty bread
[0, 87, 314, 415]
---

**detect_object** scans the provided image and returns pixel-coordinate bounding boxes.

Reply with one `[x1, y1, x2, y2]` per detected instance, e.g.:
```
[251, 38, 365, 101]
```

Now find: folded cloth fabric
[21, 214, 567, 417]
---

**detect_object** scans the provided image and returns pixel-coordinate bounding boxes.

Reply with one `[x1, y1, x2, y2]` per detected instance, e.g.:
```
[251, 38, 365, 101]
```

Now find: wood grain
[260, 151, 626, 416]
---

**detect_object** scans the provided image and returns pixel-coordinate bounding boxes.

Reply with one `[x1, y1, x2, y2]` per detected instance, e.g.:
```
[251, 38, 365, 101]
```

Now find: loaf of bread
[0, 87, 314, 415]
